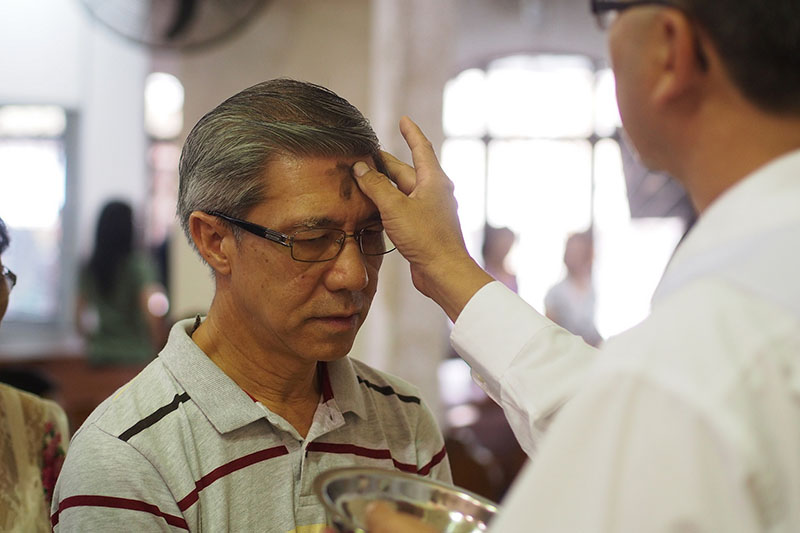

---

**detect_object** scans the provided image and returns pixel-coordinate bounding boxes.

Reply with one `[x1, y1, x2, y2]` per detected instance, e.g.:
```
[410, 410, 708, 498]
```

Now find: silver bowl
[314, 466, 498, 533]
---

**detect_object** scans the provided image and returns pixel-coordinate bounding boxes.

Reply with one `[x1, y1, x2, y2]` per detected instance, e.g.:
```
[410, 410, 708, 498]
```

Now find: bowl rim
[313, 466, 499, 529]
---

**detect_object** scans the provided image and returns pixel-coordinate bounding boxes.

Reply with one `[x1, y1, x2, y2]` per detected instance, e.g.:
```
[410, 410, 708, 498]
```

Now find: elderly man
[356, 0, 800, 530]
[51, 79, 450, 532]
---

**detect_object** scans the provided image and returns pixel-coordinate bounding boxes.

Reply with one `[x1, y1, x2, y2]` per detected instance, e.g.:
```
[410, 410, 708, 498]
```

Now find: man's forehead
[265, 154, 372, 185]
[257, 154, 379, 225]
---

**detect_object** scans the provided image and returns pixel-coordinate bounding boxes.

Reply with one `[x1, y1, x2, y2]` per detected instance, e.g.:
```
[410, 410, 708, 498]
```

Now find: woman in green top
[77, 201, 166, 366]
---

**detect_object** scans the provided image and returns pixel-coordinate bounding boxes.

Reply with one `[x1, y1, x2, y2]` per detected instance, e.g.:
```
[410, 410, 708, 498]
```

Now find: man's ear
[188, 211, 234, 276]
[651, 10, 707, 107]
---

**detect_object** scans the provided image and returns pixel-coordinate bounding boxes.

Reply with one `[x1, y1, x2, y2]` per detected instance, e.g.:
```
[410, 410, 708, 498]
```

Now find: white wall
[452, 0, 608, 72]
[0, 1, 84, 107]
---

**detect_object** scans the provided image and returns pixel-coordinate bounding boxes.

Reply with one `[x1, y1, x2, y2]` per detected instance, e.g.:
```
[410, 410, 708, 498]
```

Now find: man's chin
[309, 335, 359, 363]
[620, 129, 668, 175]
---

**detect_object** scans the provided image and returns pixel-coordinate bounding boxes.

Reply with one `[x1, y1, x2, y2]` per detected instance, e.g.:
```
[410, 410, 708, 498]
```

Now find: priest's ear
[651, 9, 710, 107]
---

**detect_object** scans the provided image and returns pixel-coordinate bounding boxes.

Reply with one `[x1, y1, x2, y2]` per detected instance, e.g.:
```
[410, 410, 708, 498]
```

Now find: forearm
[452, 282, 598, 455]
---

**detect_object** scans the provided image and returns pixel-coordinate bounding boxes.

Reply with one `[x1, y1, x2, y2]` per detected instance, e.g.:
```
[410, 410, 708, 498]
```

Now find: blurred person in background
[76, 200, 167, 366]
[481, 224, 517, 293]
[0, 216, 70, 531]
[544, 229, 602, 346]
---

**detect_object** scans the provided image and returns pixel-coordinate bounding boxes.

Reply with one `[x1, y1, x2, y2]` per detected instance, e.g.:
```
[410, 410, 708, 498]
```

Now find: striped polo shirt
[51, 319, 450, 532]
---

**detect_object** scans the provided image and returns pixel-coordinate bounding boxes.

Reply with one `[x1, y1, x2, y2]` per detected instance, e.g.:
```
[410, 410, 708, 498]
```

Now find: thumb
[352, 161, 403, 212]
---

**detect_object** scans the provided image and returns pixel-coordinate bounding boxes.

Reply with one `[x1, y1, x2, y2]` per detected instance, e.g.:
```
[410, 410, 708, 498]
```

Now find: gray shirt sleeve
[52, 424, 185, 531]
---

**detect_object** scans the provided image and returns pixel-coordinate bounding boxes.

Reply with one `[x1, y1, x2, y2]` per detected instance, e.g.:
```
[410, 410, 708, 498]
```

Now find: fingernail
[353, 161, 369, 177]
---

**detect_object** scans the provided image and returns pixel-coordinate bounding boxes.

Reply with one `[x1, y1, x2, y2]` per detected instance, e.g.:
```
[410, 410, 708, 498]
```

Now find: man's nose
[325, 237, 369, 291]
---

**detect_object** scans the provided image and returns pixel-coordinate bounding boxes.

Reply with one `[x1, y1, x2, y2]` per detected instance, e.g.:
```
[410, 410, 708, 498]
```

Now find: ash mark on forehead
[330, 162, 354, 200]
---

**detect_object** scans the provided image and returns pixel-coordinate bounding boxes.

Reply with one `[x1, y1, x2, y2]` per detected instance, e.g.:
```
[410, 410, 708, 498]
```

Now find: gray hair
[177, 78, 387, 251]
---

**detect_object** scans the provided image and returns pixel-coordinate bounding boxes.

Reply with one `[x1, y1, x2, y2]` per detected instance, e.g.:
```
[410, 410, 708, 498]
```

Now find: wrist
[422, 255, 494, 322]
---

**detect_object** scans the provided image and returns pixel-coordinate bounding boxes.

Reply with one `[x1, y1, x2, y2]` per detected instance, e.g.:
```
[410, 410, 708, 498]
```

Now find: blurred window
[442, 55, 684, 339]
[0, 106, 70, 323]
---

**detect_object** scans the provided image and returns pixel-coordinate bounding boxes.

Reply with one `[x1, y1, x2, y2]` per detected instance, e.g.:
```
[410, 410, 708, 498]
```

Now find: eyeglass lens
[291, 227, 393, 262]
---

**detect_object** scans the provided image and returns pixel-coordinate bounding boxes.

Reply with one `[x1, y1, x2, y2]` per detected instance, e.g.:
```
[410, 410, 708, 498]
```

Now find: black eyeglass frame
[591, 0, 675, 28]
[207, 211, 395, 263]
[1, 265, 16, 291]
[591, 0, 675, 14]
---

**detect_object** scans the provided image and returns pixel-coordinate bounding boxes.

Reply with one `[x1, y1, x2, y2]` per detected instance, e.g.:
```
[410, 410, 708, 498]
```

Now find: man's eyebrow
[289, 216, 339, 230]
[288, 212, 383, 231]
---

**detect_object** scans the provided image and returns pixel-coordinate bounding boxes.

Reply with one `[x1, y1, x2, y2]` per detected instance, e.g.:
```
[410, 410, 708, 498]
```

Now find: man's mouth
[312, 312, 361, 330]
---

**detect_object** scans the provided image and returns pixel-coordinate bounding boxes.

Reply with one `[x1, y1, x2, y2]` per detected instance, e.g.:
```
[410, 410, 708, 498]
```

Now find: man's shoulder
[77, 358, 185, 440]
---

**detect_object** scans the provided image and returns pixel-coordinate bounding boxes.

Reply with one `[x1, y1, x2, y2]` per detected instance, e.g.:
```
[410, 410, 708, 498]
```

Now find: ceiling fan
[79, 0, 269, 51]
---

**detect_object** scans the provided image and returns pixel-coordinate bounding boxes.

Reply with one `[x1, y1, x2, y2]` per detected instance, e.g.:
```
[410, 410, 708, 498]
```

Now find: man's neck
[673, 99, 800, 213]
[192, 300, 321, 437]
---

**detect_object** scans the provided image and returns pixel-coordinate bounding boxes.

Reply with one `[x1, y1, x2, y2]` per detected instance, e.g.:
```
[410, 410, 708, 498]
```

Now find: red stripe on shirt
[51, 495, 189, 529]
[243, 390, 258, 402]
[305, 442, 419, 473]
[418, 445, 448, 476]
[177, 445, 289, 511]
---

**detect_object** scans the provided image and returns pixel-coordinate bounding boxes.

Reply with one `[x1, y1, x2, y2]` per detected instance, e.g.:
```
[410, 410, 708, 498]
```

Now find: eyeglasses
[591, 0, 676, 29]
[2, 265, 16, 292]
[208, 211, 396, 263]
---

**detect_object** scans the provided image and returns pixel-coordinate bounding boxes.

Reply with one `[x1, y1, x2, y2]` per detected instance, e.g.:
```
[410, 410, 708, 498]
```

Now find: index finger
[399, 116, 445, 176]
[379, 150, 417, 195]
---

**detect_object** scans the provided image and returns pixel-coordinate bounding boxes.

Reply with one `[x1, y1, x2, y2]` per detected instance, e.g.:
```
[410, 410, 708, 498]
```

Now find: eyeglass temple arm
[207, 211, 292, 247]
[592, 0, 674, 14]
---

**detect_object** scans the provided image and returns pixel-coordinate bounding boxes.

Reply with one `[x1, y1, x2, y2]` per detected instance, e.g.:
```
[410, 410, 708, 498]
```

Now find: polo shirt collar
[323, 356, 368, 420]
[159, 318, 267, 434]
